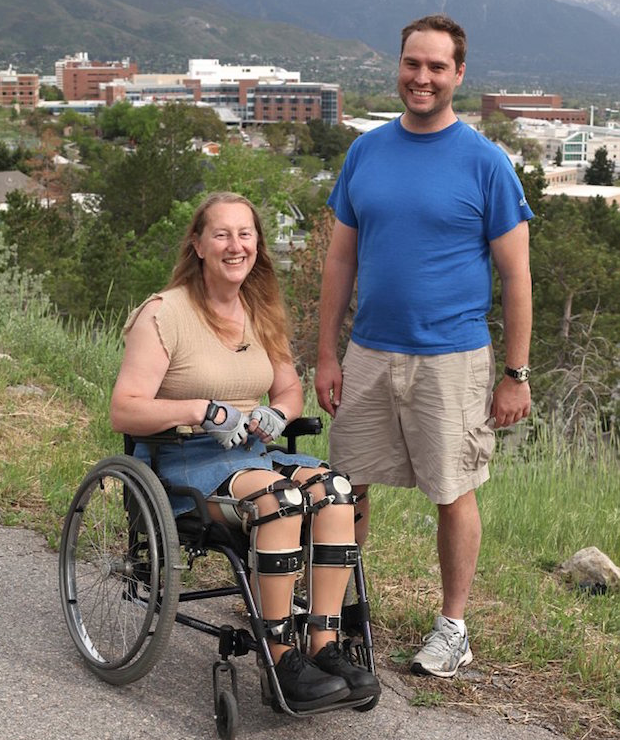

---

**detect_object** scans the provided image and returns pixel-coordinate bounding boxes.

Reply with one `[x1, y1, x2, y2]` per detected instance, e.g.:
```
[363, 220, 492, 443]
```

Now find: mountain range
[221, 0, 619, 81]
[0, 0, 618, 86]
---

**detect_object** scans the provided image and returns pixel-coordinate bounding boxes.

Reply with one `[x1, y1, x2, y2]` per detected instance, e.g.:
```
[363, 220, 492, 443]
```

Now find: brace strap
[307, 614, 342, 631]
[263, 616, 295, 644]
[312, 543, 359, 568]
[250, 547, 304, 575]
[241, 478, 306, 527]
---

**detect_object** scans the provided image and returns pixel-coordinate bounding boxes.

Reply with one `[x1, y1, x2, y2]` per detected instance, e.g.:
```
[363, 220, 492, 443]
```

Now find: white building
[514, 117, 620, 171]
[187, 59, 299, 84]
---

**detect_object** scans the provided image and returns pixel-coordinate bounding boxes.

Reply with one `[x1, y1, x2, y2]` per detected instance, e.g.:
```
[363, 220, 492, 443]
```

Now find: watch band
[504, 365, 531, 382]
[203, 401, 220, 424]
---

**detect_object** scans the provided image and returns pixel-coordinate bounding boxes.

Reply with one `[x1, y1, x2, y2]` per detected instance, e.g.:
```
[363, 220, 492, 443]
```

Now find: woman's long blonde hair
[165, 192, 292, 364]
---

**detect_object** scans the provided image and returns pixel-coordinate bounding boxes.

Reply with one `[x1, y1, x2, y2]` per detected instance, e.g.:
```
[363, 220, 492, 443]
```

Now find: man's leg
[437, 489, 481, 619]
[410, 489, 480, 678]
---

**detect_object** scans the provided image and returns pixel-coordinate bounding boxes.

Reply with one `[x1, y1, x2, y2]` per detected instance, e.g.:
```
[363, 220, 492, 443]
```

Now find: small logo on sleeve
[519, 196, 528, 207]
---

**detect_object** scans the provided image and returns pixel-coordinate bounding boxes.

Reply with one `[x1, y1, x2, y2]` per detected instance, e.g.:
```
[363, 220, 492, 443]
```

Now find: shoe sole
[410, 647, 473, 678]
[282, 685, 351, 710]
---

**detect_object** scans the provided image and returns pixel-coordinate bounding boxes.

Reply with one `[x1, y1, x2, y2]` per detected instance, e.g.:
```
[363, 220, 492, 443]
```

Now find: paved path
[0, 526, 566, 740]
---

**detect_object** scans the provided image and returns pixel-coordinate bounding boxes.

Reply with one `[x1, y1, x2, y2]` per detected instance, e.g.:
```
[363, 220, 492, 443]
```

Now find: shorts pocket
[458, 405, 495, 474]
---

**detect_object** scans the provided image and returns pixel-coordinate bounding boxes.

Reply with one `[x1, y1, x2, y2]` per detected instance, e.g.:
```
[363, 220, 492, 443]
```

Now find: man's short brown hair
[400, 14, 467, 69]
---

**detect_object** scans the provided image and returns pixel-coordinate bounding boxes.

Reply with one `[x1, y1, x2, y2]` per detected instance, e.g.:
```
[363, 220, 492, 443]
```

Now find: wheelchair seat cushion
[133, 434, 325, 517]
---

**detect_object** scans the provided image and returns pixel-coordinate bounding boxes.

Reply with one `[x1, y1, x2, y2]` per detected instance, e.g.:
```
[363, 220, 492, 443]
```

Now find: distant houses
[0, 171, 44, 210]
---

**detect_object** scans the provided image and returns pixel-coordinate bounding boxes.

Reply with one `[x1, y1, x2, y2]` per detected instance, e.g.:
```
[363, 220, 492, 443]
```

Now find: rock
[6, 384, 46, 397]
[558, 546, 620, 591]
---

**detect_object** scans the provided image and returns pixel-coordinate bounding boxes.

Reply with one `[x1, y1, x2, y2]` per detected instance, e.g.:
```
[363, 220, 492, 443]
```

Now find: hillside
[0, 0, 618, 88]
[0, 0, 381, 79]
[221, 0, 620, 82]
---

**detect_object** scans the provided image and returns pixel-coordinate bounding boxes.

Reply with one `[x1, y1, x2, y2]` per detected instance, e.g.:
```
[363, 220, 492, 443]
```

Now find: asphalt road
[0, 525, 567, 740]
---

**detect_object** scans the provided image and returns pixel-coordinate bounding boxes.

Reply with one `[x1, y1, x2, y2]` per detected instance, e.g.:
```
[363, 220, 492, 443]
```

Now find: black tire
[59, 455, 181, 685]
[215, 690, 239, 740]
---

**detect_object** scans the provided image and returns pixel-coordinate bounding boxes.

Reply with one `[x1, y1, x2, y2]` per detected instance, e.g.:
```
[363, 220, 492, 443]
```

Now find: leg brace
[297, 470, 359, 642]
[236, 477, 307, 630]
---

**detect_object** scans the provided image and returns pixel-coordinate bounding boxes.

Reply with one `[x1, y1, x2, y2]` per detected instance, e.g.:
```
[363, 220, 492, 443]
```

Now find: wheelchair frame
[58, 418, 378, 740]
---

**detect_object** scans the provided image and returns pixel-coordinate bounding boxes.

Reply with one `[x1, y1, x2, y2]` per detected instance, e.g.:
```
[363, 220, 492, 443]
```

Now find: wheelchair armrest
[282, 417, 323, 438]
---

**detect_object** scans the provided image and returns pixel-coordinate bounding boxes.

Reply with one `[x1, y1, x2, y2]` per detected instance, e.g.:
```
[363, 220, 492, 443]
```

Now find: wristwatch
[504, 365, 531, 383]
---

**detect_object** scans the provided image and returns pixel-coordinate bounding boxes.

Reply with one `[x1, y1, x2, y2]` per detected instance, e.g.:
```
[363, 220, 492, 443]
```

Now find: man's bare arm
[315, 219, 358, 416]
[490, 220, 532, 428]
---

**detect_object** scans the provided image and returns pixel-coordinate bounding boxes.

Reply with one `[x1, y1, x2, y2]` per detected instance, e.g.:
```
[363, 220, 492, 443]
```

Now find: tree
[515, 164, 547, 218]
[263, 122, 290, 154]
[26, 128, 64, 203]
[39, 84, 64, 102]
[480, 112, 519, 150]
[307, 119, 358, 161]
[520, 138, 543, 165]
[95, 103, 205, 237]
[554, 147, 563, 167]
[584, 146, 615, 186]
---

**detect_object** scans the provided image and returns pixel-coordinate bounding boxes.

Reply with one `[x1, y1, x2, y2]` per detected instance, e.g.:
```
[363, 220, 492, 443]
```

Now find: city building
[0, 66, 39, 109]
[482, 91, 587, 124]
[514, 118, 620, 170]
[55, 53, 137, 100]
[98, 59, 342, 125]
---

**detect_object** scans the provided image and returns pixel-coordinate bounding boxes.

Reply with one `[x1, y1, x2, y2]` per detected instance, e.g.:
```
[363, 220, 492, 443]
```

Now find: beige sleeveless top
[124, 286, 274, 413]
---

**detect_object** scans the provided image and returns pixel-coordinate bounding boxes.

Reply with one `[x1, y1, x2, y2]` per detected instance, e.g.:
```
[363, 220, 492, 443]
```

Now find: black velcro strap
[307, 614, 342, 631]
[253, 548, 304, 574]
[263, 616, 295, 644]
[312, 543, 359, 567]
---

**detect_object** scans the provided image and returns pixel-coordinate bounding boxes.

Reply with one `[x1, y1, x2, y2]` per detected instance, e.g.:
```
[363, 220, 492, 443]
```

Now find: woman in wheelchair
[109, 191, 380, 711]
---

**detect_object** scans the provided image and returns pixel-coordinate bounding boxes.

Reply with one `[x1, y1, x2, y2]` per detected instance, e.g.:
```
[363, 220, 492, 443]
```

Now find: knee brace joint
[312, 542, 359, 568]
[241, 478, 306, 527]
[250, 547, 304, 575]
[301, 471, 355, 512]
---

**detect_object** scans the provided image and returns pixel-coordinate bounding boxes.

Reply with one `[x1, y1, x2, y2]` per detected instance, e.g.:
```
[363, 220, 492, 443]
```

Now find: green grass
[0, 293, 619, 736]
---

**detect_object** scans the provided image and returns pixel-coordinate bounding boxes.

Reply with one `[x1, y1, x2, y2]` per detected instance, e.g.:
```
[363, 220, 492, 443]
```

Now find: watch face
[506, 365, 530, 382]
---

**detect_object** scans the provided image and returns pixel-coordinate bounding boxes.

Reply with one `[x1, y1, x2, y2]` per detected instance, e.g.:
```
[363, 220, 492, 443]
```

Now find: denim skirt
[134, 433, 324, 517]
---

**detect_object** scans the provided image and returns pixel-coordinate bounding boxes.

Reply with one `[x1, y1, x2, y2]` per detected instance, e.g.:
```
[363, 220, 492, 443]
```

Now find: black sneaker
[274, 647, 350, 710]
[314, 641, 381, 700]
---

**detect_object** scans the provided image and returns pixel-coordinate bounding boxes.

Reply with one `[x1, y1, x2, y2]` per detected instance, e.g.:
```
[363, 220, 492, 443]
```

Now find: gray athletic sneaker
[410, 616, 473, 678]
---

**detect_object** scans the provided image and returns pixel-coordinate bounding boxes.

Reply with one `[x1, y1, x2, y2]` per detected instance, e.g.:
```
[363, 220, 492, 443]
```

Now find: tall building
[0, 66, 39, 109]
[55, 53, 138, 100]
[482, 91, 587, 124]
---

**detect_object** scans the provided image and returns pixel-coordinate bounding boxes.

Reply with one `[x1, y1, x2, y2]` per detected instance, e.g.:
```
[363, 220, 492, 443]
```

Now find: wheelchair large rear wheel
[59, 455, 181, 685]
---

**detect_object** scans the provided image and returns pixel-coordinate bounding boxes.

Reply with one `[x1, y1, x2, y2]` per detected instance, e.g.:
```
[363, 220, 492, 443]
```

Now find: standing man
[315, 14, 533, 678]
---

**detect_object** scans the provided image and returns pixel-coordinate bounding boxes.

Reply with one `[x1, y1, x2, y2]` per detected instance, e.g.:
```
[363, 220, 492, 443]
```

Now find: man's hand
[201, 401, 249, 449]
[248, 406, 287, 443]
[315, 355, 343, 417]
[490, 375, 531, 429]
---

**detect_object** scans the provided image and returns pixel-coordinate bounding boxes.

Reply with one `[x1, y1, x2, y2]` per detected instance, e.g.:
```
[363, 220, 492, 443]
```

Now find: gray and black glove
[249, 406, 287, 441]
[201, 401, 249, 449]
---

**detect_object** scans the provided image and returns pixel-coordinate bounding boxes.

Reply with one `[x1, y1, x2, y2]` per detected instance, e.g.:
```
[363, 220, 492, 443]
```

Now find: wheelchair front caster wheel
[215, 690, 239, 740]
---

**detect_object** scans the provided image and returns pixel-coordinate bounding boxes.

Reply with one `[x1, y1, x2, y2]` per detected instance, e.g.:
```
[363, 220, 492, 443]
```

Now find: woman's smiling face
[194, 201, 258, 291]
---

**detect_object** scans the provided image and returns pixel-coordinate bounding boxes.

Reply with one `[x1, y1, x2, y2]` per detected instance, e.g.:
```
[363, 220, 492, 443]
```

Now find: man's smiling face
[397, 28, 465, 133]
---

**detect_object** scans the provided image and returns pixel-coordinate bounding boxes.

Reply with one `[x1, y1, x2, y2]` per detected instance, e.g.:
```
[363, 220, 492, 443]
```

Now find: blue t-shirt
[328, 118, 534, 354]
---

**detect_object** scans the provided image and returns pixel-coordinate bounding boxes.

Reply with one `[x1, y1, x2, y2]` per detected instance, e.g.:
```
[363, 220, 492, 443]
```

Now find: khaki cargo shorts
[329, 341, 496, 504]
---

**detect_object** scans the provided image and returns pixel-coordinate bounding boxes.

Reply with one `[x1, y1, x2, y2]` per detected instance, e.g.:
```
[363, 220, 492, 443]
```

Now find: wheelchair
[58, 418, 378, 740]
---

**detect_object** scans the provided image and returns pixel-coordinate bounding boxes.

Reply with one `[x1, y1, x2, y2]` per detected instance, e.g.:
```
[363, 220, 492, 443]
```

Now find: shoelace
[422, 627, 463, 656]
